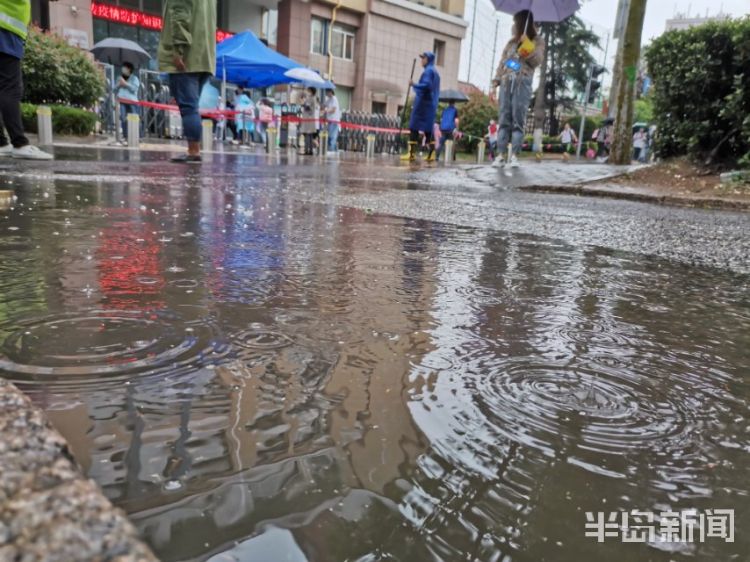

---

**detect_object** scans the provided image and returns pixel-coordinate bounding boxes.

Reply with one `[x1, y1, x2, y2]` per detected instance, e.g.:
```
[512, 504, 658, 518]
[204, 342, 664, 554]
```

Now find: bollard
[127, 113, 140, 149]
[0, 190, 14, 211]
[319, 130, 328, 156]
[267, 127, 277, 153]
[37, 106, 53, 146]
[443, 140, 454, 163]
[476, 140, 486, 164]
[365, 134, 376, 158]
[201, 119, 213, 152]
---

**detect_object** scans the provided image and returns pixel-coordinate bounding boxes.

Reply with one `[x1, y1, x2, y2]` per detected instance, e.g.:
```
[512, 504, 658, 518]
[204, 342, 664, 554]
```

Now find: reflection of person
[492, 10, 545, 169]
[300, 88, 319, 156]
[402, 52, 440, 162]
[158, 0, 216, 163]
[324, 89, 340, 154]
[115, 62, 140, 144]
[0, 0, 53, 160]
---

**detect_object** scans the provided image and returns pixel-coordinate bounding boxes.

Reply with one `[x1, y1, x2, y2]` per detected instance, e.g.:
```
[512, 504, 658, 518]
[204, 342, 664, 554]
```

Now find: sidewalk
[467, 160, 750, 211]
[0, 378, 157, 562]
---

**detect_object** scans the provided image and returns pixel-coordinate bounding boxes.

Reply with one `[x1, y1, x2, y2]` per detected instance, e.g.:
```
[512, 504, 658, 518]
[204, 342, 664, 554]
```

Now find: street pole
[576, 66, 593, 160]
[601, 31, 610, 107]
[467, 0, 479, 84]
[489, 17, 500, 91]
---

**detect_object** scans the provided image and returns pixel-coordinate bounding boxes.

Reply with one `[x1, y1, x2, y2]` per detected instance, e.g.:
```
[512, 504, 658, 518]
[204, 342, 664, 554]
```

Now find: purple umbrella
[493, 0, 580, 23]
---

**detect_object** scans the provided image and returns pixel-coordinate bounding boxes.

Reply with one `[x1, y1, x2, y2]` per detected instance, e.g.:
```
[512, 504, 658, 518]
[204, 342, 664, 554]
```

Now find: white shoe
[0, 144, 12, 157]
[491, 156, 505, 168]
[510, 155, 520, 168]
[12, 145, 53, 160]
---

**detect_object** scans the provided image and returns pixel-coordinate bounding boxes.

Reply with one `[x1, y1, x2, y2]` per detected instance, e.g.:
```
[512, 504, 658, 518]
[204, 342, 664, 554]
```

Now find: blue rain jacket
[409, 52, 441, 132]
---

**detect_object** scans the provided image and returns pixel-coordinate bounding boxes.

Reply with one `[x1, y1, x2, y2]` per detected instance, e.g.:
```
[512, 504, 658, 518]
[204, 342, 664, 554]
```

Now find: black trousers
[410, 129, 432, 145]
[0, 52, 29, 149]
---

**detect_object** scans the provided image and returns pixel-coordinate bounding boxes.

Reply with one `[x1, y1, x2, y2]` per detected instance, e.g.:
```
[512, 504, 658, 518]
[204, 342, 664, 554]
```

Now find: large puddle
[1, 158, 749, 561]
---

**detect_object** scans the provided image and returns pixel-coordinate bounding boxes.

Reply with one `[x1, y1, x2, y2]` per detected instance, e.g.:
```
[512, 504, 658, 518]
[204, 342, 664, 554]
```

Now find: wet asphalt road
[2, 146, 750, 562]
[3, 147, 748, 276]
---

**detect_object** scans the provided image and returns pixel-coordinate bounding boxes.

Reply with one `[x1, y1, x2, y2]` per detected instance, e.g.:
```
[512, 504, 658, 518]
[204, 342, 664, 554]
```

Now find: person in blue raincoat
[403, 51, 440, 162]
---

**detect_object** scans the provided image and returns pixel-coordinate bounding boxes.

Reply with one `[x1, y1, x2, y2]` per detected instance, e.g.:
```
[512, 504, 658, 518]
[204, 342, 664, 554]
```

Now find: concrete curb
[520, 183, 750, 211]
[0, 378, 158, 562]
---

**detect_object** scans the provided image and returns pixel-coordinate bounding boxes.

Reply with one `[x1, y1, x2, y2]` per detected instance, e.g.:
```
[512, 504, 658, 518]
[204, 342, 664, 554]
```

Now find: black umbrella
[91, 38, 151, 66]
[439, 89, 469, 103]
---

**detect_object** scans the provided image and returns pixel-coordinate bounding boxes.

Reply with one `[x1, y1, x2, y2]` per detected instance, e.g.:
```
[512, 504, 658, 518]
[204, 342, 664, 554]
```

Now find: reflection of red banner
[91, 2, 232, 43]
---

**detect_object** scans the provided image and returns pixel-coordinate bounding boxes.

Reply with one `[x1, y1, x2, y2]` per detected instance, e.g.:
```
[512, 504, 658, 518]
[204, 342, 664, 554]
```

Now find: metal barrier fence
[338, 112, 401, 154]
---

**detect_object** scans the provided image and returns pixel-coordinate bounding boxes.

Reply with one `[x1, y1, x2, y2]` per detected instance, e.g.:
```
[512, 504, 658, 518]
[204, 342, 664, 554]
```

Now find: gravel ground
[293, 166, 750, 275]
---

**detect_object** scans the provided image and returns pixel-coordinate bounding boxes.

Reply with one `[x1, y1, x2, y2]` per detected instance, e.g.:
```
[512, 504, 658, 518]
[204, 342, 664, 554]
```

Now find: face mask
[121, 68, 131, 77]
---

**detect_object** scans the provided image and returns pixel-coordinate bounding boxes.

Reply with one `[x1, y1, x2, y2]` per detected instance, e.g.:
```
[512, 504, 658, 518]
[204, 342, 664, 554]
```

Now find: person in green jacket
[158, 0, 216, 163]
[0, 0, 53, 160]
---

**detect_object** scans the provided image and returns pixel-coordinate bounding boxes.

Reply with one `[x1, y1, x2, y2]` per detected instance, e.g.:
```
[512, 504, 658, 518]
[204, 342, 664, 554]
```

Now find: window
[142, 0, 161, 14]
[371, 101, 386, 114]
[433, 39, 446, 66]
[311, 18, 326, 55]
[336, 87, 352, 111]
[311, 19, 355, 61]
[331, 24, 355, 60]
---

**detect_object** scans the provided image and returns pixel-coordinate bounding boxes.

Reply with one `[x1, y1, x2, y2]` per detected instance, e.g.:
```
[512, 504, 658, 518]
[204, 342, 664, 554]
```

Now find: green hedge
[21, 103, 98, 136]
[23, 26, 105, 107]
[566, 115, 604, 143]
[646, 17, 750, 168]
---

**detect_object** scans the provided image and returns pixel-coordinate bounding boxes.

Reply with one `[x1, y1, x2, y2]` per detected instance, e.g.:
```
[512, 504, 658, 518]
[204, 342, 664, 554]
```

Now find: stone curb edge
[519, 184, 750, 211]
[0, 378, 158, 562]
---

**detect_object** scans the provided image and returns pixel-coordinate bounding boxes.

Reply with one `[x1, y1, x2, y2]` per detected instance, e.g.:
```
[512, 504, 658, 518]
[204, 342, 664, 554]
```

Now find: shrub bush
[566, 115, 603, 143]
[21, 103, 98, 136]
[646, 17, 750, 168]
[452, 93, 497, 153]
[22, 26, 105, 107]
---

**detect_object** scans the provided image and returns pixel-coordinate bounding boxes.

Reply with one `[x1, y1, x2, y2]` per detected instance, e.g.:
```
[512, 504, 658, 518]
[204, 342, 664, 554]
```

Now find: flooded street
[1, 149, 749, 561]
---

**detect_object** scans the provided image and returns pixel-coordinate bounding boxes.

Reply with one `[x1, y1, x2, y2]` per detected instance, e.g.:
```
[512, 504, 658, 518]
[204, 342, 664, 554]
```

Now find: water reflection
[0, 164, 749, 562]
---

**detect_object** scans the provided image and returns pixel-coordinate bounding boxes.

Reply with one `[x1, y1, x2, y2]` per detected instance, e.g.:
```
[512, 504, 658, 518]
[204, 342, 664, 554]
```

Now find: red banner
[91, 2, 232, 43]
[119, 98, 405, 134]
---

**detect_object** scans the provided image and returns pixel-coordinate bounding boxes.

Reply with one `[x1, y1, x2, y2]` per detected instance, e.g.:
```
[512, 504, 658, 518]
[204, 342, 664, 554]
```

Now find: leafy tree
[450, 93, 496, 152]
[537, 17, 600, 135]
[634, 97, 654, 123]
[23, 27, 105, 107]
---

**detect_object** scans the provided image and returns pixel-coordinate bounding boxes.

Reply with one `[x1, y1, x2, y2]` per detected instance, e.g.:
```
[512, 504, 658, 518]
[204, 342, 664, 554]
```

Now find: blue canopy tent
[216, 30, 302, 88]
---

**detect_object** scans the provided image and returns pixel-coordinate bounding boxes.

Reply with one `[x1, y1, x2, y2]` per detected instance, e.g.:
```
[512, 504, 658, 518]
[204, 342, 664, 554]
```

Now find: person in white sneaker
[491, 10, 545, 171]
[0, 0, 53, 161]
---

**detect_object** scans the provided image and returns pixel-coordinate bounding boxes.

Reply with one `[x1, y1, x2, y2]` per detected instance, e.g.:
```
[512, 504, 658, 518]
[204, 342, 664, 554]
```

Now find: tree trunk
[548, 28, 556, 136]
[532, 31, 548, 153]
[610, 0, 648, 165]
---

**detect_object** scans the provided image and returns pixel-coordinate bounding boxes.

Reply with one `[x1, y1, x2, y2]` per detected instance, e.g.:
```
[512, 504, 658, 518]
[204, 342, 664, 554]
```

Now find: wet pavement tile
[0, 149, 749, 561]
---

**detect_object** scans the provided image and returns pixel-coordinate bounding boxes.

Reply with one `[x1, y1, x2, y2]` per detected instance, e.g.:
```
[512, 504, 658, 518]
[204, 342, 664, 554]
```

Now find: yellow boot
[400, 142, 417, 162]
[425, 144, 436, 162]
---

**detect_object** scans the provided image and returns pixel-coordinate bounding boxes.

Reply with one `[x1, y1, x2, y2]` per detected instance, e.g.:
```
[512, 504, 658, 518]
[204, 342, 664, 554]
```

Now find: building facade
[665, 11, 730, 32]
[30, 0, 466, 114]
[31, 0, 278, 69]
[277, 0, 466, 114]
